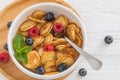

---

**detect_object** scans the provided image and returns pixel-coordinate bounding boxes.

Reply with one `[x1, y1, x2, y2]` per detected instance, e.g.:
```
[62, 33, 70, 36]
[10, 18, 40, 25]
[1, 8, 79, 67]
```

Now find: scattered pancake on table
[13, 10, 83, 75]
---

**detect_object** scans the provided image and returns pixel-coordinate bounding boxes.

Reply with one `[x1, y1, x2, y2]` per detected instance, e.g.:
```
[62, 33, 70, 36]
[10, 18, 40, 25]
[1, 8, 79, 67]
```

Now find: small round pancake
[56, 55, 75, 67]
[44, 61, 57, 73]
[41, 51, 56, 64]
[24, 51, 41, 69]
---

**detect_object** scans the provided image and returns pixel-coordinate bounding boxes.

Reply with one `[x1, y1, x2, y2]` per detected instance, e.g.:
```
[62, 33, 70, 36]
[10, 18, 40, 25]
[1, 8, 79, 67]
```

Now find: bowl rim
[8, 2, 87, 79]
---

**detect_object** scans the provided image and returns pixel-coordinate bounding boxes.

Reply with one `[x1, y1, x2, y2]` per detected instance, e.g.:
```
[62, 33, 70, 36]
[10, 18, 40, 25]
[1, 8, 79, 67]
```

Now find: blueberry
[50, 29, 55, 35]
[36, 66, 45, 75]
[79, 68, 87, 76]
[25, 37, 34, 46]
[45, 12, 55, 21]
[4, 43, 8, 50]
[104, 35, 113, 44]
[57, 63, 68, 72]
[7, 21, 12, 28]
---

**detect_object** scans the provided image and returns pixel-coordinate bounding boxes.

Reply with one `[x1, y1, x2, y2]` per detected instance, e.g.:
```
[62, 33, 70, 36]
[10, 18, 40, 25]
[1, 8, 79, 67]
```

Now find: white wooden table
[0, 0, 120, 80]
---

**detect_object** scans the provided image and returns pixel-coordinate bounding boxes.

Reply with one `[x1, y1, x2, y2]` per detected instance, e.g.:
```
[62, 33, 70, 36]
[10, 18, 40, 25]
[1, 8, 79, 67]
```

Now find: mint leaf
[21, 53, 28, 64]
[15, 53, 28, 64]
[13, 34, 33, 64]
[14, 46, 32, 64]
[13, 34, 24, 50]
[18, 46, 32, 54]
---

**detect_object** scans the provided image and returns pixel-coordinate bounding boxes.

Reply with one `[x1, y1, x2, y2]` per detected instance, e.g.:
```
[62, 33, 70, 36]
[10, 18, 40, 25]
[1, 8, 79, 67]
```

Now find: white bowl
[8, 3, 87, 80]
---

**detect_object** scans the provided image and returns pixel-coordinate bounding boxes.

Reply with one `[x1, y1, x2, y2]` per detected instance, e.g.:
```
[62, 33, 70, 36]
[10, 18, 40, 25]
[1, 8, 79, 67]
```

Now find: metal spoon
[65, 37, 102, 70]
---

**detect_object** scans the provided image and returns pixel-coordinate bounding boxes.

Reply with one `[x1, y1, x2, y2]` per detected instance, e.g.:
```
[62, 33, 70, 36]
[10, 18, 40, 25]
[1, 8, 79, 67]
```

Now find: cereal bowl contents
[13, 10, 82, 75]
[8, 3, 87, 80]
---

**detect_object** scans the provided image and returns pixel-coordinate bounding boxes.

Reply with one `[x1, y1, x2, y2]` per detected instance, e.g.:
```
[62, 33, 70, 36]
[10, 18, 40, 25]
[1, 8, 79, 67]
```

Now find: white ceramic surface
[7, 3, 87, 80]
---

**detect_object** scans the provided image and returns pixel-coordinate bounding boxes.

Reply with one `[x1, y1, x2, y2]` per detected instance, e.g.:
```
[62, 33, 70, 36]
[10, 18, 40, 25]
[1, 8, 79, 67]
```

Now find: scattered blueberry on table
[79, 68, 87, 77]
[57, 63, 68, 72]
[4, 43, 8, 50]
[7, 21, 12, 28]
[36, 66, 45, 75]
[104, 35, 113, 44]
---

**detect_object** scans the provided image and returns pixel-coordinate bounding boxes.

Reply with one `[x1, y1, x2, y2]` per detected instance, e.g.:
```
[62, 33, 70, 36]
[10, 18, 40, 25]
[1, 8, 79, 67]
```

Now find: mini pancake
[52, 38, 67, 47]
[24, 51, 41, 69]
[56, 55, 75, 67]
[40, 22, 53, 36]
[28, 16, 45, 23]
[62, 48, 79, 60]
[54, 15, 68, 29]
[44, 61, 57, 73]
[31, 10, 45, 19]
[66, 24, 75, 41]
[41, 51, 56, 64]
[74, 34, 82, 47]
[44, 33, 53, 45]
[32, 36, 44, 48]
[20, 20, 37, 31]
[55, 45, 66, 51]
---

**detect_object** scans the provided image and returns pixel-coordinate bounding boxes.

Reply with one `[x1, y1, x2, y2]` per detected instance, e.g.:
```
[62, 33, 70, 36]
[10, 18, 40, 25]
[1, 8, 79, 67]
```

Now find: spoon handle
[65, 37, 102, 70]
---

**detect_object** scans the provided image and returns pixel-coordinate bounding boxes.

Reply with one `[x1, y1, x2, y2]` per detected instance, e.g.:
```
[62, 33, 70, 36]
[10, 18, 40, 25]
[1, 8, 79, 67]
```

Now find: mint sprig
[13, 34, 32, 64]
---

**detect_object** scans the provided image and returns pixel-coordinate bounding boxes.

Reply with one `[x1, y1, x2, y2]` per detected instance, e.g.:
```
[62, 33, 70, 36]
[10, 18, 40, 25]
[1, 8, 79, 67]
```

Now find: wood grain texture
[64, 0, 120, 80]
[0, 0, 78, 80]
[0, 68, 15, 80]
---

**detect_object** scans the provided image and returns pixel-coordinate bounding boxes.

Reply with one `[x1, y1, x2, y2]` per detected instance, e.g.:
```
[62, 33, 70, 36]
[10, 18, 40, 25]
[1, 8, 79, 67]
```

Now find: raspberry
[29, 27, 39, 37]
[44, 44, 54, 51]
[0, 52, 9, 63]
[53, 23, 64, 33]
